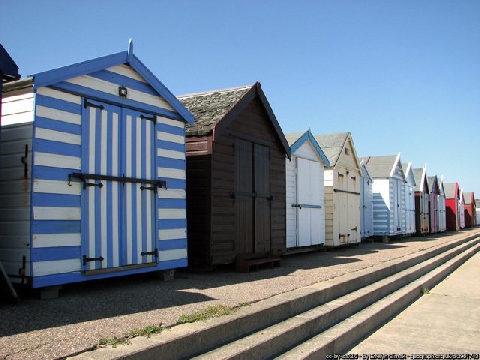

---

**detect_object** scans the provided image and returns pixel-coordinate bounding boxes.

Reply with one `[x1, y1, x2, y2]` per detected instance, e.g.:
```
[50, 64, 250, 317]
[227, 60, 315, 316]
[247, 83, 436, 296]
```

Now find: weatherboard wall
[360, 162, 374, 239]
[286, 138, 326, 249]
[0, 62, 190, 288]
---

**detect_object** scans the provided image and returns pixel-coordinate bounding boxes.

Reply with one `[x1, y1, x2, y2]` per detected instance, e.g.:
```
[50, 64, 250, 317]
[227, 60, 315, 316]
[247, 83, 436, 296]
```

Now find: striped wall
[1, 63, 188, 288]
[372, 176, 406, 236]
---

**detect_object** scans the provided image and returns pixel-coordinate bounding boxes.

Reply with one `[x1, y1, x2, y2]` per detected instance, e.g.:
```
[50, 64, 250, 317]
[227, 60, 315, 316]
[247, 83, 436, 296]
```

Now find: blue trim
[290, 130, 330, 168]
[35, 139, 81, 157]
[32, 220, 81, 234]
[157, 157, 186, 170]
[31, 246, 80, 261]
[33, 52, 128, 88]
[51, 82, 184, 121]
[158, 239, 187, 250]
[36, 117, 81, 134]
[158, 219, 187, 229]
[89, 69, 157, 96]
[158, 199, 186, 209]
[35, 94, 82, 114]
[129, 54, 194, 125]
[157, 123, 185, 137]
[157, 140, 185, 153]
[32, 193, 80, 207]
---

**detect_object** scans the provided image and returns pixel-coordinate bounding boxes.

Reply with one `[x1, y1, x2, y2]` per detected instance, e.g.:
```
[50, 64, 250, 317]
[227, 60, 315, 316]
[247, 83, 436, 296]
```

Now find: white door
[296, 158, 323, 246]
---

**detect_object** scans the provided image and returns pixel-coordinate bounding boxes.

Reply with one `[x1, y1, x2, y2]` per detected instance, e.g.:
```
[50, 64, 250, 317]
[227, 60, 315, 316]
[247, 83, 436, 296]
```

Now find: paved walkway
[349, 250, 480, 355]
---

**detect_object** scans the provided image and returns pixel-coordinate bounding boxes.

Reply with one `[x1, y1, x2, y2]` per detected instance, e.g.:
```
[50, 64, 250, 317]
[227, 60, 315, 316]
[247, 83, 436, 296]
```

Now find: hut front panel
[0, 123, 33, 282]
[29, 66, 187, 287]
[458, 198, 465, 229]
[404, 180, 416, 235]
[438, 194, 446, 231]
[286, 141, 326, 248]
[360, 167, 373, 238]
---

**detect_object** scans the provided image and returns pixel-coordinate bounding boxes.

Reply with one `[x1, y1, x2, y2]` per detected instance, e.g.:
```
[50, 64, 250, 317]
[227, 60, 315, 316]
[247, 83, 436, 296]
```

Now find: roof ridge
[178, 84, 254, 99]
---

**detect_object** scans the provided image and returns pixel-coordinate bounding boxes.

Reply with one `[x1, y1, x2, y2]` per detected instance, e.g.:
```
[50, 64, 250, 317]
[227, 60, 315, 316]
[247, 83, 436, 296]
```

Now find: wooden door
[82, 100, 156, 272]
[296, 158, 322, 246]
[234, 139, 271, 255]
[347, 172, 359, 243]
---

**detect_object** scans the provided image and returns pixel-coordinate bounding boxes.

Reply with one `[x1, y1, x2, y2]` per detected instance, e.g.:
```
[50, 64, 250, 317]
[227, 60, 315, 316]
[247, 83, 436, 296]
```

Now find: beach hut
[360, 160, 374, 239]
[413, 166, 430, 235]
[459, 188, 466, 229]
[285, 130, 330, 249]
[427, 175, 440, 234]
[315, 132, 362, 246]
[444, 182, 460, 231]
[476, 199, 480, 226]
[438, 177, 447, 232]
[402, 162, 416, 235]
[178, 83, 290, 268]
[362, 153, 406, 237]
[464, 192, 476, 228]
[0, 43, 194, 294]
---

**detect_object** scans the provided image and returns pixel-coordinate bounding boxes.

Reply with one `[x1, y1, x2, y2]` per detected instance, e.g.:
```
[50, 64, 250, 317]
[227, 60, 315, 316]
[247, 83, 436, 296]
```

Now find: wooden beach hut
[402, 162, 416, 235]
[315, 132, 362, 246]
[362, 153, 406, 237]
[0, 44, 194, 294]
[438, 177, 447, 232]
[360, 160, 374, 239]
[179, 82, 290, 268]
[444, 182, 460, 231]
[464, 192, 476, 227]
[459, 188, 466, 229]
[285, 130, 330, 250]
[414, 166, 430, 235]
[427, 175, 440, 234]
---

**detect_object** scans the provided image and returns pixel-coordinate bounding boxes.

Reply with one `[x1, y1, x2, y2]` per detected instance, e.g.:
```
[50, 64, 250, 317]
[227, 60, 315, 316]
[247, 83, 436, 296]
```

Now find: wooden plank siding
[183, 86, 288, 266]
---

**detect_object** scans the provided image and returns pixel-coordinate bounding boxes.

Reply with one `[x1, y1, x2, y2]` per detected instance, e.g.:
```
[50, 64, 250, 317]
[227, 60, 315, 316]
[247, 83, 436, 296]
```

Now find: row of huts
[0, 45, 478, 293]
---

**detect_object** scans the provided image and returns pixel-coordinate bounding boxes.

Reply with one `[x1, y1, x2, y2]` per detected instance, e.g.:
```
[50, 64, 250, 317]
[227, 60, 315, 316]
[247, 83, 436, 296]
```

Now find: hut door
[296, 158, 322, 246]
[235, 139, 271, 255]
[392, 180, 402, 232]
[81, 100, 157, 272]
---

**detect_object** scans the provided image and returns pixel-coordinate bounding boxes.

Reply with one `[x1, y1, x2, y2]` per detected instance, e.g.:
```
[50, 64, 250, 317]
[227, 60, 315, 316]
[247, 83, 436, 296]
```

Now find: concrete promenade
[349, 250, 480, 355]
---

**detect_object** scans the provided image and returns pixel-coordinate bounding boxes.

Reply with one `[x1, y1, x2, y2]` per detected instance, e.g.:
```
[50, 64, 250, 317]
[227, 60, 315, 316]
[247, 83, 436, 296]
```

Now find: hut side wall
[0, 123, 33, 283]
[372, 178, 390, 235]
[438, 193, 446, 232]
[404, 174, 416, 235]
[445, 197, 459, 231]
[360, 166, 373, 238]
[185, 135, 212, 266]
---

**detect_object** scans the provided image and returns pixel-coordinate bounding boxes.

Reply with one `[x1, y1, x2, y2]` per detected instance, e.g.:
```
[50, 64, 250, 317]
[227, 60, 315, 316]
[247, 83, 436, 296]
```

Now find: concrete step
[277, 242, 480, 359]
[192, 239, 480, 359]
[69, 233, 480, 360]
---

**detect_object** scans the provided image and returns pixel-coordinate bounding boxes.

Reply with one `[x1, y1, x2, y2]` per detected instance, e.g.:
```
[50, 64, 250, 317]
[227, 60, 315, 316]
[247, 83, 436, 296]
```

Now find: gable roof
[0, 43, 19, 82]
[361, 153, 404, 180]
[3, 42, 193, 125]
[464, 192, 475, 205]
[178, 82, 290, 158]
[286, 130, 330, 167]
[413, 167, 429, 193]
[427, 175, 439, 193]
[402, 162, 417, 187]
[314, 132, 360, 169]
[360, 159, 372, 181]
[443, 183, 459, 199]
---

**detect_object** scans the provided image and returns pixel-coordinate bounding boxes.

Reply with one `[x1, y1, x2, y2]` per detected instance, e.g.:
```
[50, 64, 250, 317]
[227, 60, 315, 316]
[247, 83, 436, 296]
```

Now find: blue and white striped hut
[0, 42, 194, 294]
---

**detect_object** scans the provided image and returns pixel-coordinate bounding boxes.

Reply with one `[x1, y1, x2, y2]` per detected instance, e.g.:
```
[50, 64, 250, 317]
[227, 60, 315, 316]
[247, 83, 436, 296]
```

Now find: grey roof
[464, 192, 475, 205]
[427, 176, 438, 193]
[178, 82, 290, 158]
[361, 155, 398, 178]
[1, 43, 19, 82]
[314, 132, 350, 167]
[443, 183, 458, 199]
[178, 85, 251, 136]
[413, 168, 427, 192]
[285, 132, 305, 146]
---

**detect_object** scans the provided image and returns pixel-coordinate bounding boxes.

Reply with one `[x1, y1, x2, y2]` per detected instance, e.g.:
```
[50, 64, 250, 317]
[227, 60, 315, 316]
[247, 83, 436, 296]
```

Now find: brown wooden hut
[179, 82, 290, 268]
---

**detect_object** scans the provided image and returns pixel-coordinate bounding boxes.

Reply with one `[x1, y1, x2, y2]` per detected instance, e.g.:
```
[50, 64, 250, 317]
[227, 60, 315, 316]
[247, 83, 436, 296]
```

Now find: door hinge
[83, 255, 104, 265]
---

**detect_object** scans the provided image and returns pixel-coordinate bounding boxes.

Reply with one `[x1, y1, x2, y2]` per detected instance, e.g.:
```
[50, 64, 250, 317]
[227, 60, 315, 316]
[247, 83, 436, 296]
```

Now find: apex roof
[443, 183, 459, 199]
[413, 167, 428, 192]
[314, 132, 359, 168]
[361, 155, 399, 178]
[178, 82, 290, 157]
[286, 130, 330, 167]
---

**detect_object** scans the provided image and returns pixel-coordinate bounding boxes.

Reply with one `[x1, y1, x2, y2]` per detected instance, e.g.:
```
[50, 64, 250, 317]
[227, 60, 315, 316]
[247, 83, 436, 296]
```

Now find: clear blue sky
[2, 1, 479, 197]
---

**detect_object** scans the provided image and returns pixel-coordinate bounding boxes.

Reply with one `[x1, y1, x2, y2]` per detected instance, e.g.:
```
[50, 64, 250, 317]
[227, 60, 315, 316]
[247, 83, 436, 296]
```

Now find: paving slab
[349, 250, 480, 355]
